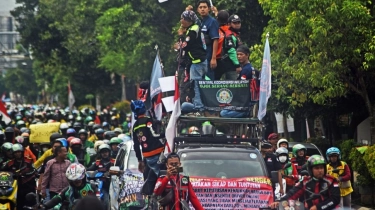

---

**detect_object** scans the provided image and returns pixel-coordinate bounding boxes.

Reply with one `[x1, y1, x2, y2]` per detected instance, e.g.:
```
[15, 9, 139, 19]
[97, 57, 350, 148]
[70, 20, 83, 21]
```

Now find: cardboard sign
[30, 122, 61, 143]
[198, 80, 250, 111]
[190, 176, 274, 210]
[118, 169, 147, 209]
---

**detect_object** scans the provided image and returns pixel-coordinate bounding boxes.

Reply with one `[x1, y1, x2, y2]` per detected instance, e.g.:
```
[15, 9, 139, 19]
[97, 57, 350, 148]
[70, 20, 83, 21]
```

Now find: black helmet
[78, 129, 88, 136]
[50, 132, 63, 144]
[104, 131, 116, 140]
[95, 128, 104, 135]
[93, 124, 101, 130]
[4, 127, 14, 133]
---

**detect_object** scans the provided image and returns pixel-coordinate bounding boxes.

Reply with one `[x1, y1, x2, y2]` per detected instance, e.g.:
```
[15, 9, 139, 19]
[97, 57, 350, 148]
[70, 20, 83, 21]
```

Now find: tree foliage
[256, 0, 375, 140]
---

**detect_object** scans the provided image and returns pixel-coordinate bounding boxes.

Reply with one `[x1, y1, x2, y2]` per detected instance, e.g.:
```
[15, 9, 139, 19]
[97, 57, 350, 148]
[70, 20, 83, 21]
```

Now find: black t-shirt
[181, 24, 207, 63]
[264, 153, 282, 178]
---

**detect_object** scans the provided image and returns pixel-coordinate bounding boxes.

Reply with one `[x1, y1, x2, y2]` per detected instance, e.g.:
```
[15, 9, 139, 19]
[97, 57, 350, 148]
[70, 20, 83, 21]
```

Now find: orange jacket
[24, 146, 36, 163]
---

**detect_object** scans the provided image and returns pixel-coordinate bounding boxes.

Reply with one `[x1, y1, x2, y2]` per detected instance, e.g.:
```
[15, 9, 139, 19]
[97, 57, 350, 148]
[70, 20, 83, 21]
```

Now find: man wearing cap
[228, 14, 243, 46]
[178, 10, 207, 113]
[261, 142, 284, 196]
[268, 133, 279, 152]
[214, 10, 241, 80]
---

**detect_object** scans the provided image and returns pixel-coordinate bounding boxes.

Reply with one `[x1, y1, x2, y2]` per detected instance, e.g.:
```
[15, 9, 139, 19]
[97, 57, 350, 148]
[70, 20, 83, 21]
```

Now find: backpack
[217, 27, 237, 59]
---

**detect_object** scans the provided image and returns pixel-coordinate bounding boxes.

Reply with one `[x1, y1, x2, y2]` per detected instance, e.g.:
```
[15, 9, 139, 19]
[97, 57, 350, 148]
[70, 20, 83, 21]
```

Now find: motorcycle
[86, 171, 105, 199]
[0, 171, 18, 210]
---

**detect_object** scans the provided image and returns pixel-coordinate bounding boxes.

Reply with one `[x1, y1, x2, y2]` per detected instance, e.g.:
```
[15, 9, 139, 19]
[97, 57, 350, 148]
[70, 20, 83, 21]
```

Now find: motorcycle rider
[326, 147, 353, 208]
[153, 153, 204, 210]
[87, 144, 114, 210]
[0, 142, 13, 168]
[109, 137, 122, 159]
[270, 155, 340, 210]
[78, 129, 94, 151]
[276, 147, 298, 192]
[89, 128, 104, 142]
[34, 132, 63, 169]
[290, 144, 309, 174]
[3, 143, 36, 209]
[15, 135, 36, 162]
[277, 138, 289, 149]
[42, 163, 98, 210]
[131, 100, 165, 195]
[70, 138, 91, 167]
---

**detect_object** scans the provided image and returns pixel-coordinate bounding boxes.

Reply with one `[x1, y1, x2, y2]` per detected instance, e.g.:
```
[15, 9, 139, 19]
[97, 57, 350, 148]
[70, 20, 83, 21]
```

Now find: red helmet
[70, 138, 82, 147]
[67, 136, 76, 145]
[268, 133, 278, 140]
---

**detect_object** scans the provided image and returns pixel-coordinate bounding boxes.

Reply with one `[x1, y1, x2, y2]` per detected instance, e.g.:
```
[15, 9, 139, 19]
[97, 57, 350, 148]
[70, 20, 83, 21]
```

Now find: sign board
[118, 169, 147, 209]
[189, 176, 273, 210]
[30, 122, 61, 143]
[198, 80, 250, 111]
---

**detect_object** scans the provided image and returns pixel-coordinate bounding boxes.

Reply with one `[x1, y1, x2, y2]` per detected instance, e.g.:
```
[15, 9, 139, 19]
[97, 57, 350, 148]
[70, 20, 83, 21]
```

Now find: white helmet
[103, 139, 110, 145]
[60, 123, 69, 130]
[277, 139, 289, 148]
[66, 163, 86, 181]
[118, 134, 131, 142]
[98, 144, 111, 153]
[94, 140, 104, 152]
[275, 147, 289, 156]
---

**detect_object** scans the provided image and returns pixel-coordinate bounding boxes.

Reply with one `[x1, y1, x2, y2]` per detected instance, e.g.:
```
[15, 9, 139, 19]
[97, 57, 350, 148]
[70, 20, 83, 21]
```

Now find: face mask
[279, 156, 287, 163]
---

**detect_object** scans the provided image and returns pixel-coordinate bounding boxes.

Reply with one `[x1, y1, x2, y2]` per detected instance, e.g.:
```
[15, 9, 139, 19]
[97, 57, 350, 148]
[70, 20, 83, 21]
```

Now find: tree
[257, 0, 375, 142]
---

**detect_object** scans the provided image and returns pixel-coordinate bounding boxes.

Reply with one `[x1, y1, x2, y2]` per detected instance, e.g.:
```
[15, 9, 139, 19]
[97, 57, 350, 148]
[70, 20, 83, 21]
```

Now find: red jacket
[154, 175, 203, 210]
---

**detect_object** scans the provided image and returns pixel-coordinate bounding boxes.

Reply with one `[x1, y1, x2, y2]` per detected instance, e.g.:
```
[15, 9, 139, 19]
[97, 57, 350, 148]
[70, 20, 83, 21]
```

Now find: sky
[0, 0, 19, 16]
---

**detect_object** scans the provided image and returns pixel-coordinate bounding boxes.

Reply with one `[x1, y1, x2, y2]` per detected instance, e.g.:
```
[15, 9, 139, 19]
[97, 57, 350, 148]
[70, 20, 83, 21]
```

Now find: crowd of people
[176, 0, 259, 118]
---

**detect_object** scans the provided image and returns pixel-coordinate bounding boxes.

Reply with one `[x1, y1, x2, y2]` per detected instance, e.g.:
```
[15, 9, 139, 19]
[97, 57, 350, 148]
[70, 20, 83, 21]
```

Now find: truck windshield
[180, 151, 266, 178]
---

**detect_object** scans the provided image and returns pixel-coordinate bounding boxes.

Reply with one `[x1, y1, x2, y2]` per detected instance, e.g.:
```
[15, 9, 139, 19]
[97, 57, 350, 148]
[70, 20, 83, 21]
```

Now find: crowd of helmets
[0, 104, 133, 166]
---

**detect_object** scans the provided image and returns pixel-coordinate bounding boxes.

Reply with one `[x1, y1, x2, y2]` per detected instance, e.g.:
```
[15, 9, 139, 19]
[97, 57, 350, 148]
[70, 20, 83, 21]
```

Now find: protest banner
[118, 169, 147, 210]
[189, 176, 273, 210]
[30, 122, 61, 143]
[198, 80, 250, 111]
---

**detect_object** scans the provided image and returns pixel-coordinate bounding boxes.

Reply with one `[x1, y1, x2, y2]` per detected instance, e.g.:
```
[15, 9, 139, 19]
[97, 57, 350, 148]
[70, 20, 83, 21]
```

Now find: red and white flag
[68, 81, 75, 111]
[0, 101, 11, 124]
[154, 93, 163, 120]
[164, 72, 181, 156]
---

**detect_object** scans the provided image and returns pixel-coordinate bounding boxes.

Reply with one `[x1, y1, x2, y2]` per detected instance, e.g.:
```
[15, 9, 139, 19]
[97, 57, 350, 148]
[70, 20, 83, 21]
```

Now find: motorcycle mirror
[300, 170, 309, 176]
[283, 163, 292, 169]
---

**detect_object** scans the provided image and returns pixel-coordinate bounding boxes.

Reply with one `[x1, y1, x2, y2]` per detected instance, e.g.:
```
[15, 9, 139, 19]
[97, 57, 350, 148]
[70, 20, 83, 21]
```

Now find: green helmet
[292, 144, 306, 157]
[109, 137, 122, 145]
[98, 144, 111, 153]
[85, 116, 93, 124]
[307, 155, 326, 176]
[12, 143, 24, 152]
[1, 142, 13, 153]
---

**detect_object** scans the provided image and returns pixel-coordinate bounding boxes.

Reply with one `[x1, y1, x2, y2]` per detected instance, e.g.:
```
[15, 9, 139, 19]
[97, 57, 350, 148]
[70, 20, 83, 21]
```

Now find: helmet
[131, 100, 146, 116]
[84, 116, 93, 123]
[50, 133, 63, 144]
[102, 122, 109, 128]
[109, 137, 122, 145]
[73, 122, 81, 128]
[104, 131, 116, 140]
[275, 147, 289, 157]
[307, 155, 326, 176]
[68, 115, 74, 120]
[1, 142, 13, 153]
[103, 139, 110, 145]
[268, 133, 278, 140]
[60, 123, 69, 130]
[277, 139, 289, 148]
[4, 127, 14, 133]
[118, 134, 131, 142]
[12, 143, 24, 152]
[326, 147, 341, 160]
[188, 126, 199, 134]
[66, 163, 86, 181]
[114, 128, 122, 134]
[55, 138, 68, 148]
[67, 128, 76, 136]
[94, 141, 105, 152]
[95, 128, 104, 135]
[47, 119, 55, 123]
[78, 129, 88, 136]
[292, 144, 307, 157]
[16, 120, 26, 127]
[98, 144, 111, 153]
[67, 136, 75, 145]
[15, 136, 24, 144]
[88, 122, 95, 127]
[70, 138, 83, 147]
[20, 127, 28, 133]
[93, 124, 101, 130]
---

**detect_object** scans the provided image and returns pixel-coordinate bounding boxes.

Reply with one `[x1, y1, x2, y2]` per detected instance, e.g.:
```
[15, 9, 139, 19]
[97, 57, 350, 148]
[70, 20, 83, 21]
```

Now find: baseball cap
[228, 14, 241, 23]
